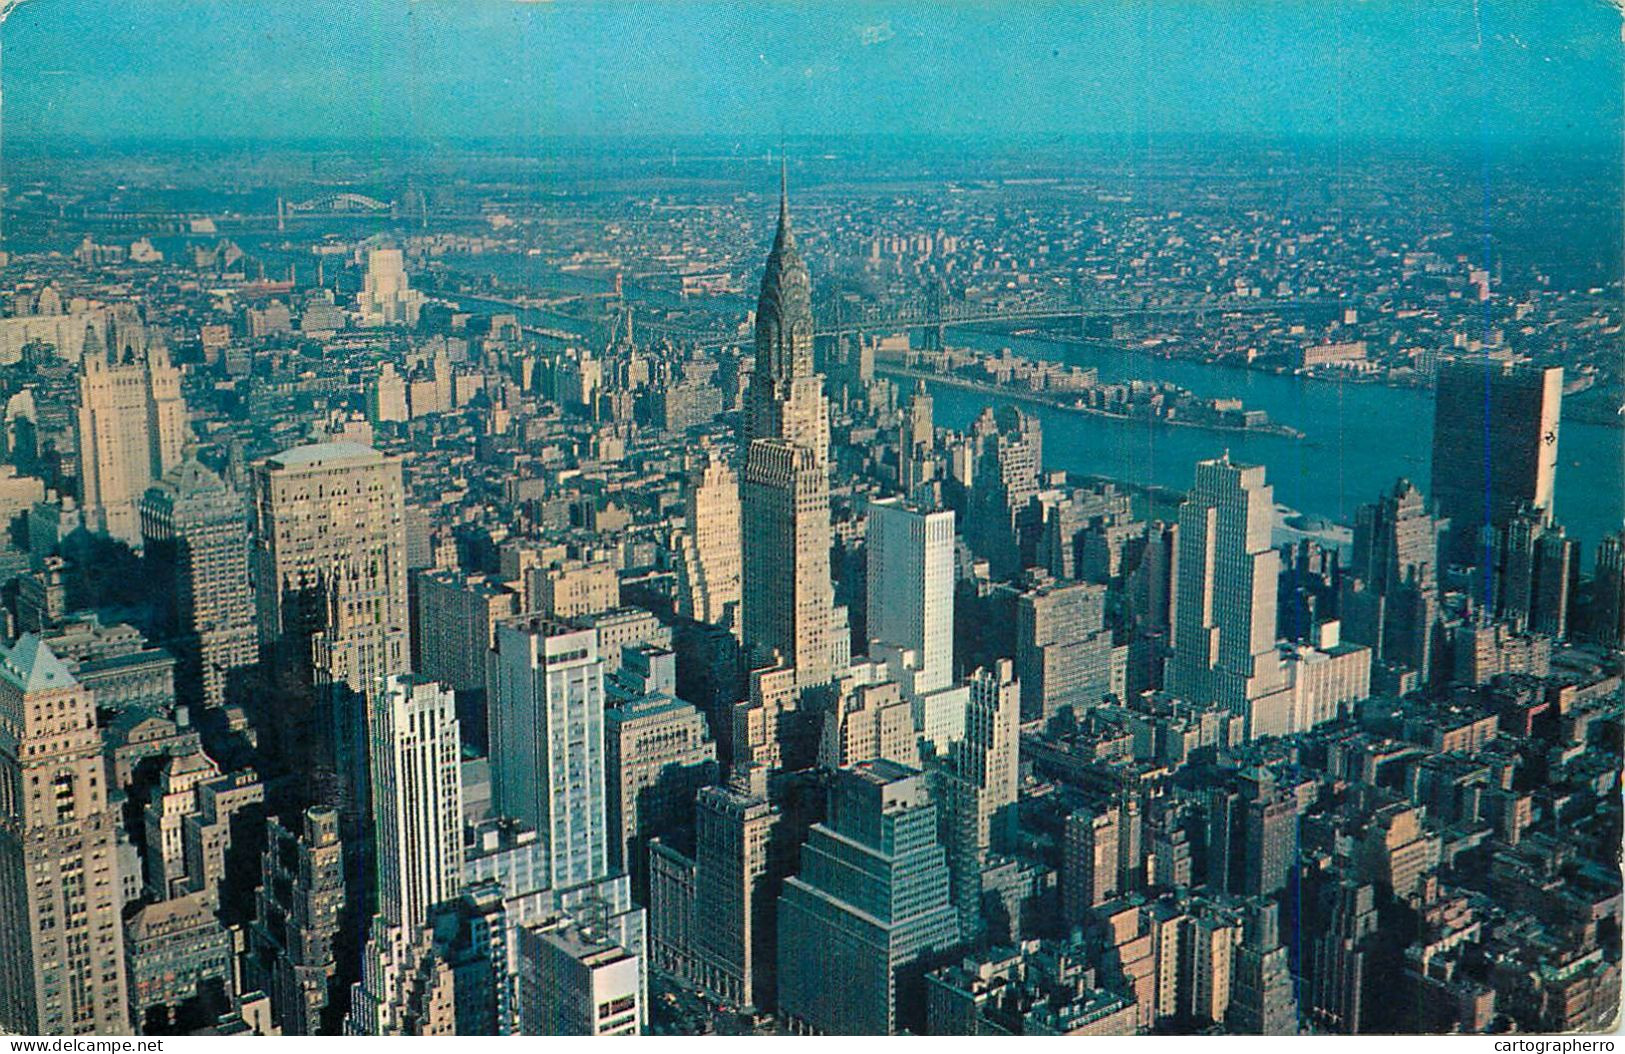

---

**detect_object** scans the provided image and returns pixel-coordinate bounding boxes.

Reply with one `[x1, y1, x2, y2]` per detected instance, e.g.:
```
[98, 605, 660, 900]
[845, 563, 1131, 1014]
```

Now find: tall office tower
[742, 439, 846, 688]
[935, 660, 1019, 934]
[741, 176, 845, 688]
[369, 675, 463, 933]
[247, 807, 346, 1035]
[670, 454, 743, 632]
[251, 442, 409, 781]
[1061, 804, 1119, 923]
[604, 690, 717, 897]
[822, 663, 920, 771]
[366, 362, 410, 425]
[488, 617, 609, 891]
[731, 664, 798, 772]
[356, 248, 425, 328]
[866, 499, 955, 696]
[1225, 901, 1298, 1035]
[691, 773, 782, 1009]
[1242, 782, 1298, 898]
[1589, 531, 1625, 649]
[1352, 479, 1442, 594]
[954, 660, 1019, 842]
[897, 380, 936, 500]
[1207, 768, 1297, 897]
[963, 406, 1042, 579]
[777, 761, 960, 1036]
[1430, 361, 1562, 567]
[0, 635, 130, 1035]
[75, 339, 189, 544]
[410, 570, 517, 753]
[1117, 794, 1146, 893]
[140, 456, 259, 709]
[1166, 456, 1290, 738]
[1305, 879, 1381, 1034]
[123, 890, 236, 1033]
[1034, 483, 1137, 583]
[648, 768, 787, 1011]
[1125, 520, 1178, 694]
[1180, 909, 1238, 1026]
[1342, 479, 1443, 679]
[1015, 577, 1116, 723]
[349, 676, 463, 1036]
[1493, 505, 1576, 638]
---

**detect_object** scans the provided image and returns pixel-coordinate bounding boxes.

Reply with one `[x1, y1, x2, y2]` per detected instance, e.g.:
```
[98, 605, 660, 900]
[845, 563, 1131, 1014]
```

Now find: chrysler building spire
[753, 157, 814, 393]
[740, 161, 845, 689]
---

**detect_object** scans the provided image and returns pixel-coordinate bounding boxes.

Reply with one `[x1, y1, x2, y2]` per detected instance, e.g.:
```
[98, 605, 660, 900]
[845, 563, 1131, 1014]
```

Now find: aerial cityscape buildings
[0, 2, 1616, 1041]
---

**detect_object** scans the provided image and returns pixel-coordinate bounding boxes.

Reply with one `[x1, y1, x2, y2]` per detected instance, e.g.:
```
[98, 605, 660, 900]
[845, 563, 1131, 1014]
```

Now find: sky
[2, 0, 1621, 147]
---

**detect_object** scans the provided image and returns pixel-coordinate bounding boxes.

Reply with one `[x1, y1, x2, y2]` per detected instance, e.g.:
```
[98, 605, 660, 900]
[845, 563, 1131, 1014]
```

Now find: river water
[460, 276, 1622, 563]
[931, 329, 1624, 562]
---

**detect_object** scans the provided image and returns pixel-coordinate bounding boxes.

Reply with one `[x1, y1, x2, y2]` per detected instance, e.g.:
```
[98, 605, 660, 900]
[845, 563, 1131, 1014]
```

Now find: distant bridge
[526, 291, 1344, 350]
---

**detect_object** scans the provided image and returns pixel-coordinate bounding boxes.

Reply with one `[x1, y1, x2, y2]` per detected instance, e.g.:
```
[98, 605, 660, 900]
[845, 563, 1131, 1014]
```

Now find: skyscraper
[1225, 901, 1298, 1035]
[1342, 479, 1443, 680]
[1351, 478, 1442, 595]
[1166, 456, 1290, 738]
[1589, 531, 1625, 649]
[348, 676, 463, 1036]
[865, 498, 956, 696]
[671, 454, 743, 632]
[251, 441, 410, 693]
[251, 442, 409, 802]
[0, 635, 131, 1035]
[1061, 805, 1119, 923]
[648, 767, 786, 1011]
[744, 164, 829, 460]
[140, 456, 259, 709]
[1304, 880, 1381, 1034]
[247, 807, 346, 1035]
[935, 659, 1019, 934]
[963, 406, 1042, 579]
[488, 617, 609, 891]
[76, 339, 188, 544]
[1430, 361, 1562, 567]
[1207, 768, 1297, 897]
[1492, 505, 1576, 639]
[369, 675, 464, 934]
[410, 570, 518, 752]
[691, 772, 783, 1009]
[604, 688, 717, 897]
[743, 441, 846, 688]
[741, 169, 846, 689]
[897, 380, 936, 501]
[516, 923, 643, 1035]
[356, 248, 425, 328]
[777, 761, 960, 1035]
[1015, 577, 1115, 722]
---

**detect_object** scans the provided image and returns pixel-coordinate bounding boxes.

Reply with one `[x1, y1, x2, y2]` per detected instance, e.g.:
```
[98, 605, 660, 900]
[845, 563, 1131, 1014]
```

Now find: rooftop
[267, 441, 385, 470]
[0, 634, 78, 694]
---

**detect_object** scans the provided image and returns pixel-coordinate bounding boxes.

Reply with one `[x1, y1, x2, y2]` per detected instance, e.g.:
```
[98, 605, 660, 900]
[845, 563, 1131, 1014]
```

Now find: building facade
[0, 635, 131, 1035]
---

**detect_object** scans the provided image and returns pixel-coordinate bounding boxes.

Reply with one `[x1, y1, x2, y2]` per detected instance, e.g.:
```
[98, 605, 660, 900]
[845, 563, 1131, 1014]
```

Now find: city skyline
[0, 0, 1617, 1041]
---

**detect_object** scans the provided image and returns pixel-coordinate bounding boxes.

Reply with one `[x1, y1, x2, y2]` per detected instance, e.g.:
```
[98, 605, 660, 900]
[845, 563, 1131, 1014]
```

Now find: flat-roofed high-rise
[1430, 361, 1562, 566]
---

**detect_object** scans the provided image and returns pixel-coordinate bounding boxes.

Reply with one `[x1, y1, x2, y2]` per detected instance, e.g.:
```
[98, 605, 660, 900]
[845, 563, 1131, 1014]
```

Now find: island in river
[873, 343, 1303, 439]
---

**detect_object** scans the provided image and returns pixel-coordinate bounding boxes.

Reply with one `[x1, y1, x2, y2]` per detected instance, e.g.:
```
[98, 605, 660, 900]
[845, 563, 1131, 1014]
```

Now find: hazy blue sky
[4, 0, 1620, 145]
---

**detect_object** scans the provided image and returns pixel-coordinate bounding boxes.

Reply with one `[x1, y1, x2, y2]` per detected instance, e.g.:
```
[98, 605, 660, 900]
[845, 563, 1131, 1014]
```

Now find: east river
[458, 276, 1622, 566]
[930, 329, 1624, 564]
